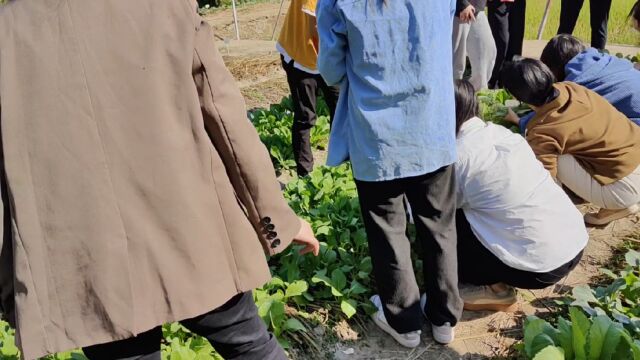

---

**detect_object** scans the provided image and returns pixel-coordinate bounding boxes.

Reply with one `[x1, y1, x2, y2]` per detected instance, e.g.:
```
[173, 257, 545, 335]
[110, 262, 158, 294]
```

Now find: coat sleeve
[527, 130, 562, 179]
[317, 0, 348, 86]
[0, 104, 14, 325]
[191, 18, 300, 256]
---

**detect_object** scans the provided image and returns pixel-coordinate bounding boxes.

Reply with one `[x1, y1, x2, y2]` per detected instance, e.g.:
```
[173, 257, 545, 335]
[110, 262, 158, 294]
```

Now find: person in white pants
[502, 59, 640, 226]
[453, 0, 497, 91]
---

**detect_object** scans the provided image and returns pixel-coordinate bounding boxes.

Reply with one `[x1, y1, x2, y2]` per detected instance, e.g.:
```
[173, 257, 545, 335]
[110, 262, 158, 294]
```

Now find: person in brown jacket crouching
[501, 58, 640, 226]
[0, 1, 319, 359]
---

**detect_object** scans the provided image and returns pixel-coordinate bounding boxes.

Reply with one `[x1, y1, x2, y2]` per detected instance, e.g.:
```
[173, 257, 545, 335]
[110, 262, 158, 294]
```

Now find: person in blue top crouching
[517, 34, 640, 133]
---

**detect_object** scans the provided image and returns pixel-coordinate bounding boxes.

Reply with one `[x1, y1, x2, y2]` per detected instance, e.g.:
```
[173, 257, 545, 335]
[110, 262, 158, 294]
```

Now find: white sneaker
[431, 322, 455, 345]
[420, 293, 455, 345]
[370, 295, 421, 348]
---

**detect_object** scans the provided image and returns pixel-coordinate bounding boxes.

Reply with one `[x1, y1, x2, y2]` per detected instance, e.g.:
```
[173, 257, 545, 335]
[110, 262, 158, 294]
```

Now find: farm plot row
[1, 83, 639, 359]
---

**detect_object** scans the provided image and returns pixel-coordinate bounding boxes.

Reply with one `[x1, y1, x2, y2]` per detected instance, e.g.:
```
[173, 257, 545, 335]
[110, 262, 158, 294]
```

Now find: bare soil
[206, 3, 640, 358]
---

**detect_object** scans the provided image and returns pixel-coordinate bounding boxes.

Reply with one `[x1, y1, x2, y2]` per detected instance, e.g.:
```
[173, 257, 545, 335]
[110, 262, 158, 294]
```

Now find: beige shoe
[460, 284, 518, 312]
[584, 204, 640, 226]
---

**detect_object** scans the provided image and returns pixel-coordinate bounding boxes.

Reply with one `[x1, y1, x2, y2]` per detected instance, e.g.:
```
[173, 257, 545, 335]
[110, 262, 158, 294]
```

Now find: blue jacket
[317, 0, 458, 181]
[520, 48, 640, 133]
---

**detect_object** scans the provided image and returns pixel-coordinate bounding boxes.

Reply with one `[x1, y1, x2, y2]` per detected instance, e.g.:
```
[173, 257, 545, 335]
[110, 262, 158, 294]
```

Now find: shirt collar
[530, 84, 568, 128]
[458, 116, 485, 138]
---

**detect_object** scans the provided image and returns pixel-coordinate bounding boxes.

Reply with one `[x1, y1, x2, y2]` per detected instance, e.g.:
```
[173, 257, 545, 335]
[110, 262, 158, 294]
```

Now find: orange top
[277, 0, 319, 71]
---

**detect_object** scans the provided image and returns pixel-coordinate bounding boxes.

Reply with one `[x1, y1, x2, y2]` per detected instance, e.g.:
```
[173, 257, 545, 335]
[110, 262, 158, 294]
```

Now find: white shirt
[455, 117, 588, 272]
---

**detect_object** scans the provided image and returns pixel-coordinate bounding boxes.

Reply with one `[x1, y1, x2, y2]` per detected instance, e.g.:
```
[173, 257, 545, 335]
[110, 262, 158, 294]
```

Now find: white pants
[452, 12, 497, 91]
[557, 155, 640, 209]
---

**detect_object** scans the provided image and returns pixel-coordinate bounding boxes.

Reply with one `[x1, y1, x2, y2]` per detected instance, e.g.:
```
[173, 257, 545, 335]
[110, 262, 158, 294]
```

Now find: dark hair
[540, 34, 586, 81]
[631, 1, 640, 25]
[500, 58, 557, 107]
[453, 79, 479, 135]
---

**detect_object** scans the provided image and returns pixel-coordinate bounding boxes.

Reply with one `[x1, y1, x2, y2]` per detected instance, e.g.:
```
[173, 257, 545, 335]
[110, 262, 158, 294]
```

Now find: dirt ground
[324, 213, 639, 360]
[205, 3, 640, 359]
[205, 1, 292, 110]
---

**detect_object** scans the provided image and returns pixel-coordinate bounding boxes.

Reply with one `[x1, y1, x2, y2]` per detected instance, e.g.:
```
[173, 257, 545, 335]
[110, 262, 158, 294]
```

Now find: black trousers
[557, 0, 613, 49]
[82, 292, 285, 360]
[281, 56, 340, 177]
[456, 210, 584, 289]
[355, 166, 463, 333]
[487, 0, 527, 89]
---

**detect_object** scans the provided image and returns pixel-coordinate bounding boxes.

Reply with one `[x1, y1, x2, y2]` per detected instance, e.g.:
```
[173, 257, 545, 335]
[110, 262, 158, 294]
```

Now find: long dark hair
[454, 80, 479, 135]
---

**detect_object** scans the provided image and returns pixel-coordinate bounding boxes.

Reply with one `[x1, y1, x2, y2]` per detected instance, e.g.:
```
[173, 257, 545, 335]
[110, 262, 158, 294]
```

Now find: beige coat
[0, 1, 300, 358]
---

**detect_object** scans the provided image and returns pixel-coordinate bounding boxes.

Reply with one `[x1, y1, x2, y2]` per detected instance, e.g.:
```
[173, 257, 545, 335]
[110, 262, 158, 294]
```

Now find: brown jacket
[0, 1, 300, 358]
[526, 82, 640, 185]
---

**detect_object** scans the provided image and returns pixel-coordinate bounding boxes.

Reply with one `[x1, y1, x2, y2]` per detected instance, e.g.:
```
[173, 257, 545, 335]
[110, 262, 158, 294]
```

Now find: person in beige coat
[0, 0, 319, 359]
[502, 59, 640, 226]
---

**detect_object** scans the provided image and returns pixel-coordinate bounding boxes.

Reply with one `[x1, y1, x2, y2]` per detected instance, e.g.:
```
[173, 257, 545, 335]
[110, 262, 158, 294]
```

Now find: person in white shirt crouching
[452, 80, 588, 311]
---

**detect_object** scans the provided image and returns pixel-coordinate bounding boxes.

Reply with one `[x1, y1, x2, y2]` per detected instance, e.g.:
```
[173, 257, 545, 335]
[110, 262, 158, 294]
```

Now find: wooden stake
[232, 0, 240, 40]
[537, 0, 553, 40]
[271, 0, 287, 41]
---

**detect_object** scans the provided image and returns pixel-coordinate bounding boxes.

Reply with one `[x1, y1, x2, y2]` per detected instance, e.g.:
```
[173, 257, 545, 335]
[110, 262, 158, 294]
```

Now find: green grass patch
[525, 0, 640, 46]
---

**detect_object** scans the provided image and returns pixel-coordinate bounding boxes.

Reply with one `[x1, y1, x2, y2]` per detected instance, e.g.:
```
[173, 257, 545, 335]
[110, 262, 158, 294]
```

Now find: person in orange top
[502, 58, 640, 226]
[277, 0, 339, 177]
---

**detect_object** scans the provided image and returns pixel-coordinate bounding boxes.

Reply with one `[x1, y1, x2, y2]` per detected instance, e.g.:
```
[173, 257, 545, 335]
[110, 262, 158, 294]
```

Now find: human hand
[505, 108, 520, 125]
[460, 5, 476, 23]
[635, 62, 640, 71]
[292, 218, 320, 256]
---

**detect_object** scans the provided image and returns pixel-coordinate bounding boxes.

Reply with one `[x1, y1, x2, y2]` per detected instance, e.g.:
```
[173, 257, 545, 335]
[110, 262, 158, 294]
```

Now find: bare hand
[292, 218, 320, 256]
[505, 108, 520, 125]
[460, 5, 476, 23]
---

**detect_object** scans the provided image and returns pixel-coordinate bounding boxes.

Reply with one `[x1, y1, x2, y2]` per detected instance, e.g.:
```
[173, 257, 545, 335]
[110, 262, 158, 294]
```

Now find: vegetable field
[522, 246, 640, 359]
[1, 0, 640, 356]
[2, 82, 640, 358]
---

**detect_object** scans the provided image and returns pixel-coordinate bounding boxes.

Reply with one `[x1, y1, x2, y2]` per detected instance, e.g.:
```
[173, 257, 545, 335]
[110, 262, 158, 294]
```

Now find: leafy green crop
[253, 165, 375, 345]
[477, 89, 531, 134]
[162, 323, 223, 360]
[0, 320, 19, 360]
[254, 278, 311, 349]
[569, 250, 640, 337]
[522, 248, 640, 359]
[523, 308, 640, 360]
[282, 165, 373, 317]
[249, 97, 330, 174]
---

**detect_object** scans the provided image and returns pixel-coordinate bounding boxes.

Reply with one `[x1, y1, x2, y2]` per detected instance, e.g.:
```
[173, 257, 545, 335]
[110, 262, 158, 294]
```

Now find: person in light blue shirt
[317, 0, 462, 347]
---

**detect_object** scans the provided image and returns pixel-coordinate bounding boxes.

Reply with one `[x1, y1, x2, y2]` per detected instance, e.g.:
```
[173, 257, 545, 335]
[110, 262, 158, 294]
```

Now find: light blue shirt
[317, 0, 458, 181]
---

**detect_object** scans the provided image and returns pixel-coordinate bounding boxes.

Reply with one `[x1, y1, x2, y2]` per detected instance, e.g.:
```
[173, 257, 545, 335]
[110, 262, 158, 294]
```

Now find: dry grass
[224, 54, 281, 83]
